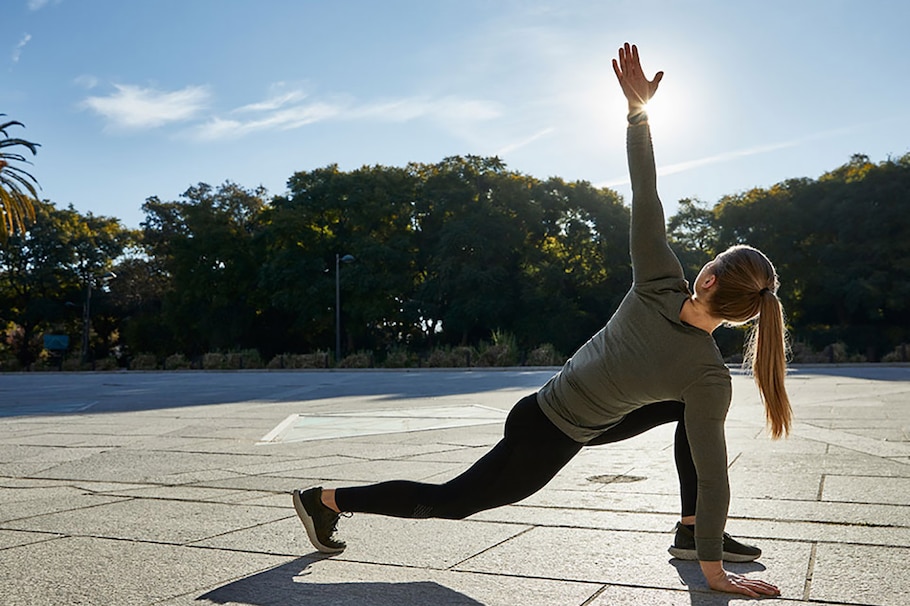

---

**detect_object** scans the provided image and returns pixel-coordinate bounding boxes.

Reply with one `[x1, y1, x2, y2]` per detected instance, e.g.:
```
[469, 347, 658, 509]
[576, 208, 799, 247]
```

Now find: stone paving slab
[1, 536, 288, 606]
[2, 498, 290, 544]
[810, 543, 910, 606]
[0, 367, 907, 605]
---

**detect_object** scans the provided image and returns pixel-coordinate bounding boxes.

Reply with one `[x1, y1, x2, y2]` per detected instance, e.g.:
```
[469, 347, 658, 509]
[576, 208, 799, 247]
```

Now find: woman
[293, 43, 788, 598]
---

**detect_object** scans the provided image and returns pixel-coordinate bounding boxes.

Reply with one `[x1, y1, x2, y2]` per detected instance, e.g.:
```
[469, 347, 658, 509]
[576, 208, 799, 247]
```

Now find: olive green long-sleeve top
[537, 121, 732, 561]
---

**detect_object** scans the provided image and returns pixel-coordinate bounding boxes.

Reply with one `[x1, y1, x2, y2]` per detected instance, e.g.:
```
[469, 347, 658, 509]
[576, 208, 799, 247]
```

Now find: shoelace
[329, 512, 352, 537]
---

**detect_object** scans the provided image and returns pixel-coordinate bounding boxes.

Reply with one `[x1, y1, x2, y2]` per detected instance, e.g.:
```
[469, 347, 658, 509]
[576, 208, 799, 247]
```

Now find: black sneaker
[292, 487, 346, 554]
[667, 522, 761, 562]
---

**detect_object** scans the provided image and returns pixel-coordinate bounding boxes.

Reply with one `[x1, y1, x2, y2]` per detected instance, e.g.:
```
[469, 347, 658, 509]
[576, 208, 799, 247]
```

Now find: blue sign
[43, 334, 70, 351]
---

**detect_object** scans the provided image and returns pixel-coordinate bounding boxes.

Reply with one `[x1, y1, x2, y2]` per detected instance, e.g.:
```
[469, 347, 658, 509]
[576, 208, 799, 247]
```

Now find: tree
[515, 177, 630, 355]
[0, 116, 40, 241]
[411, 156, 525, 346]
[0, 202, 129, 367]
[667, 197, 717, 275]
[710, 153, 910, 358]
[265, 164, 421, 356]
[138, 182, 268, 357]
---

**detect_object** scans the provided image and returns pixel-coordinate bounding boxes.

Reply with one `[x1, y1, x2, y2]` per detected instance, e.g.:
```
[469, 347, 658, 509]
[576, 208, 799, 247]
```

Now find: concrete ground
[0, 366, 908, 606]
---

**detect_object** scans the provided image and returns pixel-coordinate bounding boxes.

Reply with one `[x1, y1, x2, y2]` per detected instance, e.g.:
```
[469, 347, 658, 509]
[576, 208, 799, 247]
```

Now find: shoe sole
[668, 546, 759, 563]
[292, 489, 345, 554]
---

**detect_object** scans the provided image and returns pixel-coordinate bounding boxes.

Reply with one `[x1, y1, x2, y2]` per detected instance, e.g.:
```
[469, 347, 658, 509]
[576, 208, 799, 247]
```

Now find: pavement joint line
[0, 528, 65, 550]
[803, 542, 818, 601]
[499, 505, 910, 535]
[335, 556, 613, 587]
[817, 474, 826, 501]
[0, 495, 135, 524]
[446, 524, 536, 571]
[458, 516, 910, 548]
[184, 514, 297, 546]
[579, 584, 609, 606]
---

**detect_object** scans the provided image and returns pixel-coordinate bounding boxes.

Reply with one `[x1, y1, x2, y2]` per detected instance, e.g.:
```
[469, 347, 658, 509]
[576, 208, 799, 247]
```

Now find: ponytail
[709, 245, 792, 439]
[744, 290, 791, 439]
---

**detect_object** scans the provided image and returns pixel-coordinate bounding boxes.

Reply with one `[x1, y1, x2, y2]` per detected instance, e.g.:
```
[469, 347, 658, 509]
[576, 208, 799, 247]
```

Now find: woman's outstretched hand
[612, 42, 663, 113]
[701, 561, 782, 598]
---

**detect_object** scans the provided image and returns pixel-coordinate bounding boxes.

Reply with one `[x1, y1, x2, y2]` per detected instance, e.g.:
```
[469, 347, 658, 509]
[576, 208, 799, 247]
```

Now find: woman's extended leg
[333, 393, 583, 519]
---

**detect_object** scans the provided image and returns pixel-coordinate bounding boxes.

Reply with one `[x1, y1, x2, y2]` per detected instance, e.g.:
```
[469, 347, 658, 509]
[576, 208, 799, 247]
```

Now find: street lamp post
[334, 253, 355, 363]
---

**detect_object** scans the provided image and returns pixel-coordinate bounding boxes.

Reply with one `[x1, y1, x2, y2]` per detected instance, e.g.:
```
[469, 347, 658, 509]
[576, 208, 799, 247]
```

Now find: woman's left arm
[684, 381, 781, 597]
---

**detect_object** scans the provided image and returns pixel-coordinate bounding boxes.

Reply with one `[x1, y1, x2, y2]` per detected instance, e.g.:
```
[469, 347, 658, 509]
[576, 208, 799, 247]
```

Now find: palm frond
[0, 115, 40, 241]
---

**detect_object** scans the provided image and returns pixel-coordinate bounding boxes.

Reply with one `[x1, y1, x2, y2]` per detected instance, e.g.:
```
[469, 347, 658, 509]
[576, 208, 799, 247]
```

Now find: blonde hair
[709, 245, 791, 439]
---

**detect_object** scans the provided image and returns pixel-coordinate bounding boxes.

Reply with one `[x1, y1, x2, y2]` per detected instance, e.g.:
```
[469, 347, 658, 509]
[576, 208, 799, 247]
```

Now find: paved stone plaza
[0, 367, 908, 605]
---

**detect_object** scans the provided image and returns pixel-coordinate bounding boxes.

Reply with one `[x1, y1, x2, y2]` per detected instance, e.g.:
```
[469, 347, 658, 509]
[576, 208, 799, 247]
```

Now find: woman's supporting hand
[612, 42, 663, 113]
[700, 560, 782, 598]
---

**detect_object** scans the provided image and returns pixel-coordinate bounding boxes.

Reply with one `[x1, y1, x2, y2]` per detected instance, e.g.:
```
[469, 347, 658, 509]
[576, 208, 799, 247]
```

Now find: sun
[637, 79, 699, 140]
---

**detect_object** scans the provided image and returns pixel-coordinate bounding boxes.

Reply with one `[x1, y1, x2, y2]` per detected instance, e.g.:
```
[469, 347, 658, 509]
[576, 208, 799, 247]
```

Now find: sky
[3, 0, 909, 229]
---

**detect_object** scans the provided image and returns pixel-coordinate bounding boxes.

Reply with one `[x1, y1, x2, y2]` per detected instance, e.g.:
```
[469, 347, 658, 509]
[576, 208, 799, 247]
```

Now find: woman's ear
[703, 274, 717, 289]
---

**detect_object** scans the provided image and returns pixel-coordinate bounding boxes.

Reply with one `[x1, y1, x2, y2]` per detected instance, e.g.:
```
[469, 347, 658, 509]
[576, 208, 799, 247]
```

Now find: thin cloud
[599, 140, 801, 188]
[192, 91, 500, 141]
[82, 84, 211, 130]
[351, 96, 500, 123]
[195, 102, 341, 140]
[27, 0, 58, 10]
[496, 127, 556, 157]
[599, 121, 883, 188]
[12, 34, 31, 63]
[74, 74, 99, 89]
[658, 140, 799, 177]
[233, 90, 308, 113]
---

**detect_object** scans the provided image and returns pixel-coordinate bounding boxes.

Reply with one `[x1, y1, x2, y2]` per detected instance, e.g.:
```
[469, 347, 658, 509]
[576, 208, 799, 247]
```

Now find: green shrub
[93, 357, 119, 371]
[337, 351, 372, 368]
[267, 352, 330, 369]
[0, 353, 22, 372]
[525, 343, 564, 367]
[59, 358, 82, 371]
[236, 349, 263, 369]
[789, 342, 827, 364]
[202, 352, 226, 369]
[425, 346, 474, 367]
[882, 344, 909, 363]
[164, 353, 191, 370]
[477, 331, 518, 367]
[130, 354, 158, 370]
[383, 347, 418, 368]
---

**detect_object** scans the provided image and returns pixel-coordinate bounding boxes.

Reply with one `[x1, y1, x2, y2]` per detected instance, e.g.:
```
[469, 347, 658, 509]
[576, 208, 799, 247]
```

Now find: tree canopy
[2, 149, 908, 369]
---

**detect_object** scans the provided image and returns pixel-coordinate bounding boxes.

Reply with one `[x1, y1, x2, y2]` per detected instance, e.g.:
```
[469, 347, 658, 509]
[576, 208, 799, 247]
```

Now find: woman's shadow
[196, 555, 486, 606]
[194, 554, 769, 605]
[670, 559, 771, 605]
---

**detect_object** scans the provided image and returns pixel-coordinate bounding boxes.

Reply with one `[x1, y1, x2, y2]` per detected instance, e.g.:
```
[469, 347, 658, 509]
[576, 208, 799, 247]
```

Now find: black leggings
[334, 394, 697, 519]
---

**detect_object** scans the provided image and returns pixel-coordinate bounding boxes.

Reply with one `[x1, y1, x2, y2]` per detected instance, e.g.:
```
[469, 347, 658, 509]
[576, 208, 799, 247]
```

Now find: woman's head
[701, 244, 791, 439]
[701, 244, 778, 324]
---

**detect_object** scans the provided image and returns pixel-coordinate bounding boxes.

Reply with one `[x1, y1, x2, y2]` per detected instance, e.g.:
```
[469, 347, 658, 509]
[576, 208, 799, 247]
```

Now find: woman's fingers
[749, 579, 782, 595]
[713, 572, 781, 598]
[734, 576, 781, 597]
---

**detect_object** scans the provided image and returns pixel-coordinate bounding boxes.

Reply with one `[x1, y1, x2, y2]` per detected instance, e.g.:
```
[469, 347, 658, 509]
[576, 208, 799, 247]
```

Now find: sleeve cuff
[627, 110, 648, 125]
[696, 536, 724, 561]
